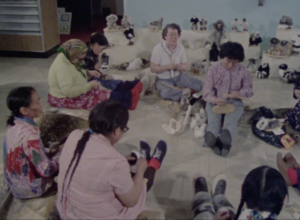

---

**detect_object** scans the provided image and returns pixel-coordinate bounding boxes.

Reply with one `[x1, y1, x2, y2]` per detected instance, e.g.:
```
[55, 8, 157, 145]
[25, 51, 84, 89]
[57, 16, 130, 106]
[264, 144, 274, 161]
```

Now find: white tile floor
[0, 54, 299, 219]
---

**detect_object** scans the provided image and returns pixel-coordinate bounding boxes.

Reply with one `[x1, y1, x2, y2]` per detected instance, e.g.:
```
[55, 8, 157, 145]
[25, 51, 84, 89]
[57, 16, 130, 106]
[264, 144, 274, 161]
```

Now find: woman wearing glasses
[56, 100, 167, 219]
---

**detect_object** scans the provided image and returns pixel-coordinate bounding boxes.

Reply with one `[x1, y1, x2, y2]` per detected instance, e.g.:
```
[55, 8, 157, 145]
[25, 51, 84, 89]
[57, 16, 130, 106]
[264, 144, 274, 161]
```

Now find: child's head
[235, 166, 288, 220]
[293, 78, 300, 99]
[90, 33, 109, 55]
[6, 86, 43, 125]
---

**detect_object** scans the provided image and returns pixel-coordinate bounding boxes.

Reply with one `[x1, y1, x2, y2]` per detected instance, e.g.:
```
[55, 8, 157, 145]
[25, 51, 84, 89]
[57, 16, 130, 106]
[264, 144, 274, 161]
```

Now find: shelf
[0, 4, 38, 7]
[1, 28, 40, 31]
[0, 12, 38, 15]
[0, 19, 39, 23]
[0, 31, 41, 35]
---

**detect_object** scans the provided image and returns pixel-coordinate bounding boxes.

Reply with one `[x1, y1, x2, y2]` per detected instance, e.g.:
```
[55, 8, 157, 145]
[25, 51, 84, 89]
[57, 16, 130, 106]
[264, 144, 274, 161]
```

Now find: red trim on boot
[148, 158, 161, 171]
[129, 90, 140, 110]
[288, 168, 299, 185]
[132, 81, 143, 94]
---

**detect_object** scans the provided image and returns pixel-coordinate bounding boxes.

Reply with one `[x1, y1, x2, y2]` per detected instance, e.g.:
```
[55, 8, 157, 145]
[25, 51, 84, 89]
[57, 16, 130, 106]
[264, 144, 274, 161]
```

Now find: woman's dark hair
[162, 23, 181, 40]
[61, 100, 129, 205]
[90, 33, 109, 46]
[6, 86, 35, 126]
[219, 41, 245, 62]
[234, 166, 288, 220]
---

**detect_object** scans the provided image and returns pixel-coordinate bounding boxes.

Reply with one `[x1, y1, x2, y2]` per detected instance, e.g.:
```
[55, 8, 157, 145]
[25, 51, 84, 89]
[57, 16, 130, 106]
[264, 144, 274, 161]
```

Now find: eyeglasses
[122, 126, 129, 133]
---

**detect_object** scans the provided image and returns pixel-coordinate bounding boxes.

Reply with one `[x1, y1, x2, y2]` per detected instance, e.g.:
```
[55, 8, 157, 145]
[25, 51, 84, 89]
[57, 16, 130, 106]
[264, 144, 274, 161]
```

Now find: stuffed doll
[210, 19, 226, 48]
[249, 31, 262, 46]
[209, 43, 219, 62]
[149, 17, 164, 31]
[199, 17, 207, 31]
[124, 25, 135, 46]
[247, 57, 260, 73]
[255, 63, 270, 79]
[190, 15, 199, 30]
[121, 14, 132, 29]
[101, 53, 109, 70]
[106, 14, 118, 30]
[232, 18, 239, 31]
[278, 40, 293, 56]
[256, 117, 284, 131]
[278, 64, 300, 83]
[279, 15, 293, 29]
[266, 38, 281, 55]
[291, 31, 300, 55]
[242, 18, 248, 32]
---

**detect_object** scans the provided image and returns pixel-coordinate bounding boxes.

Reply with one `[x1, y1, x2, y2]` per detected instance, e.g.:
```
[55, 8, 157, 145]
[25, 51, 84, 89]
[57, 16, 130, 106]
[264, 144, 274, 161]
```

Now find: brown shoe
[283, 152, 299, 169]
[277, 152, 294, 186]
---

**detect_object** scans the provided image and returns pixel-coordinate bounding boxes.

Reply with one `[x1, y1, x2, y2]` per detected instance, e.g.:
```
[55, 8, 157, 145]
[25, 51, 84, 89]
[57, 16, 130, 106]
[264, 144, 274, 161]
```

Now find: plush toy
[279, 15, 293, 29]
[113, 58, 149, 71]
[255, 63, 270, 79]
[266, 38, 281, 56]
[278, 40, 293, 56]
[247, 56, 261, 73]
[149, 17, 164, 31]
[124, 25, 135, 46]
[242, 18, 248, 32]
[210, 19, 226, 48]
[190, 108, 207, 129]
[209, 43, 219, 62]
[232, 18, 239, 31]
[291, 31, 300, 55]
[199, 17, 207, 31]
[278, 64, 300, 83]
[101, 53, 109, 70]
[106, 14, 119, 30]
[190, 59, 208, 74]
[121, 14, 132, 29]
[249, 31, 262, 46]
[180, 31, 210, 50]
[190, 15, 199, 30]
[258, 0, 265, 6]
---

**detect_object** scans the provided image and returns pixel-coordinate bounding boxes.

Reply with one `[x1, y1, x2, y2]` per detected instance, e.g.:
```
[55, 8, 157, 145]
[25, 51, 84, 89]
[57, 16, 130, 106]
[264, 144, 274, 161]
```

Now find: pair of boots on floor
[277, 152, 300, 188]
[192, 174, 235, 220]
[205, 129, 232, 157]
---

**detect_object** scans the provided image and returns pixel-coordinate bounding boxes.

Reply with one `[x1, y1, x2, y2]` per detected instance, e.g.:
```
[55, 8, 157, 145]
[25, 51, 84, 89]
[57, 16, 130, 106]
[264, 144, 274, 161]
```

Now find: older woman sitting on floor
[48, 39, 142, 110]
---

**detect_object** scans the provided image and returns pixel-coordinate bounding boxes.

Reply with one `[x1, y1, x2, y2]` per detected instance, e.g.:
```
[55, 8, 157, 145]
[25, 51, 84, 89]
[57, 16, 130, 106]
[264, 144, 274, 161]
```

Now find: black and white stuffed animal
[247, 56, 261, 73]
[291, 31, 300, 55]
[199, 17, 207, 31]
[190, 59, 208, 74]
[249, 31, 262, 46]
[209, 43, 219, 62]
[190, 15, 199, 30]
[278, 64, 300, 83]
[279, 15, 293, 29]
[124, 25, 135, 46]
[101, 53, 109, 70]
[255, 63, 270, 79]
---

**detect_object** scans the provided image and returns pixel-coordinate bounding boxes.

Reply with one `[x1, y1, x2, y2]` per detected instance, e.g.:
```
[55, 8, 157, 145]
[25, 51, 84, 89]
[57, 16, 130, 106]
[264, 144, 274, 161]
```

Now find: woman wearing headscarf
[48, 39, 141, 110]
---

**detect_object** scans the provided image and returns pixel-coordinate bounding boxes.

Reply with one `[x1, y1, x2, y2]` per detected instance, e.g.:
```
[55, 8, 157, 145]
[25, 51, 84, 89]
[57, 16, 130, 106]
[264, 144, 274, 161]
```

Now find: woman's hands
[89, 80, 101, 89]
[87, 70, 102, 78]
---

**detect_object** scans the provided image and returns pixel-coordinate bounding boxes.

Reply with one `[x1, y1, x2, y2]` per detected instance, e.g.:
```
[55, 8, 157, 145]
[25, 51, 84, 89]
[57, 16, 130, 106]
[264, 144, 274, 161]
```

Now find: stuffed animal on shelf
[190, 59, 208, 74]
[255, 63, 269, 79]
[124, 25, 135, 46]
[278, 40, 293, 56]
[247, 56, 261, 73]
[278, 64, 300, 83]
[242, 18, 248, 32]
[291, 31, 300, 55]
[101, 53, 109, 71]
[249, 31, 262, 46]
[106, 14, 120, 30]
[180, 31, 210, 50]
[209, 42, 219, 62]
[199, 17, 207, 31]
[113, 58, 149, 71]
[232, 18, 239, 31]
[149, 17, 164, 31]
[210, 19, 226, 48]
[121, 14, 132, 29]
[278, 15, 293, 29]
[190, 15, 199, 30]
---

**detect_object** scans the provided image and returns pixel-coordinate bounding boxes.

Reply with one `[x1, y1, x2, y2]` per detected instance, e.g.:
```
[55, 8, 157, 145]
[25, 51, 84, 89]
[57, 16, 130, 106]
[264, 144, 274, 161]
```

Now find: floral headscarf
[57, 39, 88, 65]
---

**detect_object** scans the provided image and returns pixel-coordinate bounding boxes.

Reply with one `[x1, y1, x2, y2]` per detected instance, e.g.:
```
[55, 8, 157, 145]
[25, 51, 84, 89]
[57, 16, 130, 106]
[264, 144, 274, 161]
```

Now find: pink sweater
[203, 62, 253, 104]
[56, 130, 147, 219]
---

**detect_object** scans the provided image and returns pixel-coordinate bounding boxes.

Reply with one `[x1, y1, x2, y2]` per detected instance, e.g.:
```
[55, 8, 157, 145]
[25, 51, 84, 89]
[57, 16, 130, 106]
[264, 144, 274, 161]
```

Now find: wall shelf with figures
[0, 0, 60, 57]
[261, 28, 300, 78]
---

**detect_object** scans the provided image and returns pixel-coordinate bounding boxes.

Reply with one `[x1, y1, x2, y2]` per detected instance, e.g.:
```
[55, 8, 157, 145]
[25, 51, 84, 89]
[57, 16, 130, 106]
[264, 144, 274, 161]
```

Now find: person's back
[56, 129, 146, 219]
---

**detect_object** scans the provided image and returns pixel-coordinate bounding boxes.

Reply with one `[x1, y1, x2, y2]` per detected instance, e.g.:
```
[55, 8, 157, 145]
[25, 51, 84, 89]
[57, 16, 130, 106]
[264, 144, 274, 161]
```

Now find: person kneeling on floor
[202, 41, 253, 157]
[150, 23, 204, 101]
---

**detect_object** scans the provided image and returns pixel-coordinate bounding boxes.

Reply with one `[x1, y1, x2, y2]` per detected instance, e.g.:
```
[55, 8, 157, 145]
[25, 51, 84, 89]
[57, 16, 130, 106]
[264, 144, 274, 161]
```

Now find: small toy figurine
[232, 18, 239, 31]
[242, 18, 248, 32]
[124, 25, 135, 46]
[190, 15, 199, 30]
[199, 17, 207, 31]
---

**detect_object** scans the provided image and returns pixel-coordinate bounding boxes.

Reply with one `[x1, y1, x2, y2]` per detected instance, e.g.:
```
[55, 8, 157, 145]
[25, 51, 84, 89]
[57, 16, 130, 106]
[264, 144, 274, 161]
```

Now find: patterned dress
[285, 100, 300, 131]
[3, 116, 59, 198]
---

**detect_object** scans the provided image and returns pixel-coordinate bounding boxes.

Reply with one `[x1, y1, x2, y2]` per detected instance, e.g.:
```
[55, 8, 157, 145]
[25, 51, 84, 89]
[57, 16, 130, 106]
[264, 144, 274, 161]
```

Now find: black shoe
[204, 131, 217, 148]
[140, 139, 151, 162]
[212, 175, 227, 197]
[213, 138, 222, 156]
[195, 176, 208, 194]
[151, 140, 167, 165]
[219, 129, 232, 157]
